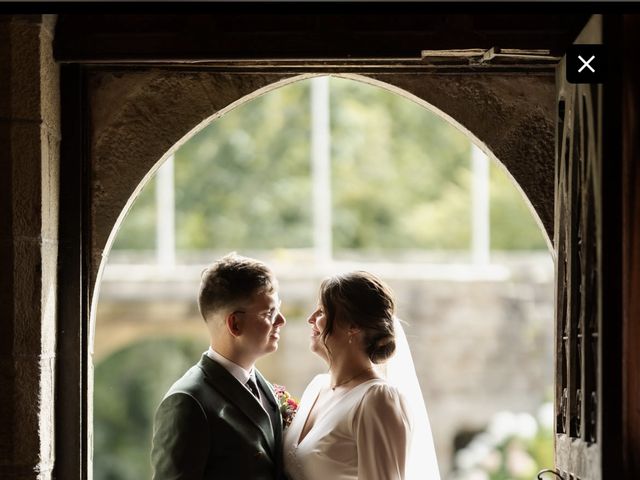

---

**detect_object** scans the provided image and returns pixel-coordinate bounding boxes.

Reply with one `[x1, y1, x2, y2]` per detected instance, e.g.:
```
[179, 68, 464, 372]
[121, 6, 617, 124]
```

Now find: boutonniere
[273, 384, 299, 429]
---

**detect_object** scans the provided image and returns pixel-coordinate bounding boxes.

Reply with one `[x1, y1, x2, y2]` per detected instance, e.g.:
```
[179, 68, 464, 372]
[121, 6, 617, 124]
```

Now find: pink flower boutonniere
[273, 384, 299, 429]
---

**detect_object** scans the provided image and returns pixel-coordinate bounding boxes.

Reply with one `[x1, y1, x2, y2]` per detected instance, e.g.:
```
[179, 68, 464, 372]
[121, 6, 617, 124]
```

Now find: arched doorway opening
[91, 75, 552, 480]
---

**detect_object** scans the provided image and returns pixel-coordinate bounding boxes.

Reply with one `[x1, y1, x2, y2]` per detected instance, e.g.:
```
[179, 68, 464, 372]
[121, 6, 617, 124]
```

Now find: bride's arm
[354, 385, 412, 480]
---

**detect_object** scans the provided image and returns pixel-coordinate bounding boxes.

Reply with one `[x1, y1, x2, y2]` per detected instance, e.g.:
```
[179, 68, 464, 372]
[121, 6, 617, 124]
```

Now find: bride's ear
[347, 325, 361, 335]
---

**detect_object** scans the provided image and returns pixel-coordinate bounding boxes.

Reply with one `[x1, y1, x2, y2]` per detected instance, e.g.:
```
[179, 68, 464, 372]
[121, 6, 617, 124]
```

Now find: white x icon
[578, 55, 596, 73]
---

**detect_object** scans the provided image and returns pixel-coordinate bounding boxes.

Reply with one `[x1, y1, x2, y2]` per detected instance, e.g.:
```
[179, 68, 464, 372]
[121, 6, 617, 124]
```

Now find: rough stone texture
[37, 15, 59, 480]
[2, 20, 41, 122]
[0, 14, 59, 480]
[12, 239, 43, 356]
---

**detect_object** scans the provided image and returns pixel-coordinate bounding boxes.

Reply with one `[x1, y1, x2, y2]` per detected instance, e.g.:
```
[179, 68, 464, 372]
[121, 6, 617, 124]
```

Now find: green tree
[173, 81, 313, 250]
[112, 77, 547, 254]
[111, 180, 157, 251]
[489, 165, 548, 250]
[93, 337, 206, 480]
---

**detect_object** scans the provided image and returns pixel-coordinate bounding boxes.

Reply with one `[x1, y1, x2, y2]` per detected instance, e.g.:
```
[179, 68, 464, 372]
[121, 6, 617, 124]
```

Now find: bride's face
[307, 305, 327, 356]
[307, 303, 352, 361]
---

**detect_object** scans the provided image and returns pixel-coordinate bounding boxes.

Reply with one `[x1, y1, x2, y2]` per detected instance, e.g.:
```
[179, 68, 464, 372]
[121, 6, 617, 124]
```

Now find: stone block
[0, 357, 40, 467]
[0, 357, 17, 461]
[10, 121, 43, 239]
[6, 15, 42, 25]
[40, 127, 60, 243]
[0, 238, 15, 354]
[6, 20, 42, 122]
[0, 125, 11, 227]
[38, 354, 55, 474]
[0, 19, 13, 119]
[40, 15, 56, 39]
[0, 468, 43, 480]
[39, 22, 60, 137]
[12, 238, 43, 356]
[40, 241, 57, 356]
[13, 357, 43, 466]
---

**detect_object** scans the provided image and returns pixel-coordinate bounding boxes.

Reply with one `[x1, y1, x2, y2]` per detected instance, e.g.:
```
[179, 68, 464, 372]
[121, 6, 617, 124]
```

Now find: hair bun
[368, 333, 396, 364]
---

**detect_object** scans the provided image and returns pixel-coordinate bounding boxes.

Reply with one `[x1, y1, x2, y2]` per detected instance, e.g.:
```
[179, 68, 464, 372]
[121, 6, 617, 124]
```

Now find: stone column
[0, 14, 60, 480]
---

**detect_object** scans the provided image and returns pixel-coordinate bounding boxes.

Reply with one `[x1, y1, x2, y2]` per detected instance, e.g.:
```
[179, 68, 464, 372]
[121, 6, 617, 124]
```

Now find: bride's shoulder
[349, 381, 411, 431]
[362, 379, 402, 399]
[356, 381, 409, 414]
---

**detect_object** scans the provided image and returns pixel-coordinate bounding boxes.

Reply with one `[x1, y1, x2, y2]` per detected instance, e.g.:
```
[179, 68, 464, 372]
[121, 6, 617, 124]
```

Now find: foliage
[489, 166, 547, 251]
[93, 337, 205, 480]
[112, 76, 547, 254]
[112, 180, 157, 251]
[452, 404, 554, 480]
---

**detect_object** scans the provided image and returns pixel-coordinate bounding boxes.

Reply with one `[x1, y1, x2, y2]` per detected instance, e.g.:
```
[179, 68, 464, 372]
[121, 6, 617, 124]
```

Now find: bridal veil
[376, 317, 441, 480]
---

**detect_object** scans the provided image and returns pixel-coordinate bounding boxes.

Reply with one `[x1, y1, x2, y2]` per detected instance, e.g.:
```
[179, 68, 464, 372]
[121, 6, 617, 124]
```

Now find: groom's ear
[225, 312, 242, 337]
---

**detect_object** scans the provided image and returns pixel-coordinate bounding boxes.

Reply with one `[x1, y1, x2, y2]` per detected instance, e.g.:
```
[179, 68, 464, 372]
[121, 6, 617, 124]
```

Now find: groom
[151, 253, 287, 480]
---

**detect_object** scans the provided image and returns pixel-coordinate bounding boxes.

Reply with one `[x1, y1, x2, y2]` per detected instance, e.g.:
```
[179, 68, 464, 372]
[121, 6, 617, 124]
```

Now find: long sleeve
[151, 392, 210, 480]
[354, 384, 412, 480]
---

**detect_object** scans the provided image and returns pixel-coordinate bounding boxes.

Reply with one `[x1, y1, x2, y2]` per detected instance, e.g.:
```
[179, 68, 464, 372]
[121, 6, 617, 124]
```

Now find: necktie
[246, 378, 260, 400]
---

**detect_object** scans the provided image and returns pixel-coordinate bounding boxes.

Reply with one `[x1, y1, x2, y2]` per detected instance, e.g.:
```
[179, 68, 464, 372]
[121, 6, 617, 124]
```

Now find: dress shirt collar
[206, 346, 255, 385]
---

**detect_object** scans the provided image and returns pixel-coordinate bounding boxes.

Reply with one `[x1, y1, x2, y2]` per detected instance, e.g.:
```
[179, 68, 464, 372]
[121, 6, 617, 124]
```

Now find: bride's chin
[309, 339, 323, 355]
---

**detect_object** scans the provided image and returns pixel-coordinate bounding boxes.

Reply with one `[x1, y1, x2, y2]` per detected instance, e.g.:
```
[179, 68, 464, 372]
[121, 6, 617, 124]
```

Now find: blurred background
[93, 76, 554, 480]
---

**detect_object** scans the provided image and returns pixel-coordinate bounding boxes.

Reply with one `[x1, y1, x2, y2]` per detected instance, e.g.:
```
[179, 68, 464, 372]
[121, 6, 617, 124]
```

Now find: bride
[283, 271, 440, 480]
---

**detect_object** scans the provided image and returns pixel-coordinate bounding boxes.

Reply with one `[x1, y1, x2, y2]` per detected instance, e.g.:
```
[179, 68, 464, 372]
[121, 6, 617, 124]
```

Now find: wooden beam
[53, 12, 590, 64]
[54, 64, 90, 480]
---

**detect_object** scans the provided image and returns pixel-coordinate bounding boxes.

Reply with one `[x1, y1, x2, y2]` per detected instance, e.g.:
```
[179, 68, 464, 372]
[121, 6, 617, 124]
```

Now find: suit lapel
[256, 370, 283, 445]
[198, 355, 276, 455]
[255, 370, 279, 413]
[255, 370, 284, 477]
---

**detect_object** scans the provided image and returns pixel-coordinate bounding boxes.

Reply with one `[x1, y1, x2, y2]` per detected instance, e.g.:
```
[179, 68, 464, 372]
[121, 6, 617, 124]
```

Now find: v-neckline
[295, 376, 382, 447]
[296, 386, 322, 446]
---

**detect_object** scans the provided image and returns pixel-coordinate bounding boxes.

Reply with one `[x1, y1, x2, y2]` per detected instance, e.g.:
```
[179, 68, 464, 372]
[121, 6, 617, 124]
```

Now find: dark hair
[319, 271, 396, 364]
[198, 252, 276, 322]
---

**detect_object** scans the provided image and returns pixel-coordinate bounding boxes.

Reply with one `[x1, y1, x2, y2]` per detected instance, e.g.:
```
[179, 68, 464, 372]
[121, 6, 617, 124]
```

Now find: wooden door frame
[52, 11, 637, 480]
[55, 64, 91, 480]
[621, 14, 640, 480]
[600, 14, 624, 480]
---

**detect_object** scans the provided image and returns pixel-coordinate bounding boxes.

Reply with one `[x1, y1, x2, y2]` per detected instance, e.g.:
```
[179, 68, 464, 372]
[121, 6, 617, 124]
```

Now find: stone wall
[0, 15, 60, 480]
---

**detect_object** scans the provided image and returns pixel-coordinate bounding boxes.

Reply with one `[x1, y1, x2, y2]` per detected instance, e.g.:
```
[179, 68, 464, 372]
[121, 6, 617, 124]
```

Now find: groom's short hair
[198, 252, 277, 322]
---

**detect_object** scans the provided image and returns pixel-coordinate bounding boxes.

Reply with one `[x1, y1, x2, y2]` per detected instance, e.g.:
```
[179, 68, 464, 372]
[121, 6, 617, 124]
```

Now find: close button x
[578, 55, 596, 73]
[566, 45, 605, 84]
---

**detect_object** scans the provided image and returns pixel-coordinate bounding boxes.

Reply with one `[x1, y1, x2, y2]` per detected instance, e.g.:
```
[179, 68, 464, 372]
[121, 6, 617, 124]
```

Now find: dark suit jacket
[151, 354, 285, 480]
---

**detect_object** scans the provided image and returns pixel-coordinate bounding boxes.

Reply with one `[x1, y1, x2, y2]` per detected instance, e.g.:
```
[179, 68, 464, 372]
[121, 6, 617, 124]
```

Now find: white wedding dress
[283, 374, 412, 480]
[283, 318, 441, 480]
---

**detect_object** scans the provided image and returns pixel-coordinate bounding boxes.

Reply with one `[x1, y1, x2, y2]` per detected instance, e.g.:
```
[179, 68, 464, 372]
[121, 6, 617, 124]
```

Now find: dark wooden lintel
[54, 13, 590, 64]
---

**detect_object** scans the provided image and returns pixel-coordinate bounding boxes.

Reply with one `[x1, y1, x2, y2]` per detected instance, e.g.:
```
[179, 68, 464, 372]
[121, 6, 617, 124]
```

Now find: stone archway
[89, 70, 558, 477]
[88, 70, 556, 317]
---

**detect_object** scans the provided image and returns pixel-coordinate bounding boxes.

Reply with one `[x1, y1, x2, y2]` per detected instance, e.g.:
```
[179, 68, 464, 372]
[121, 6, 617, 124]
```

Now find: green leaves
[93, 338, 206, 480]
[113, 77, 546, 255]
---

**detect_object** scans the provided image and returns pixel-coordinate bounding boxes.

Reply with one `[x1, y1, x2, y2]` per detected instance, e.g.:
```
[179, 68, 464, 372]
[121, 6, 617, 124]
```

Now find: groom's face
[237, 289, 286, 359]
